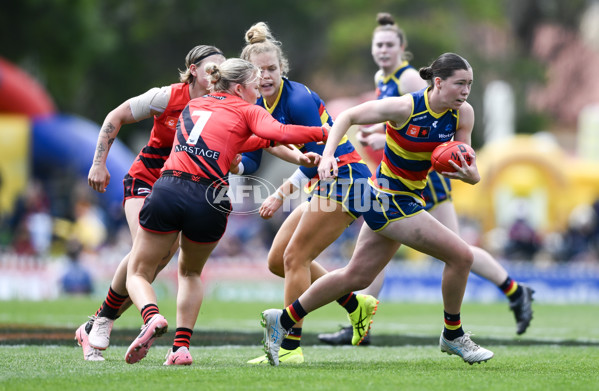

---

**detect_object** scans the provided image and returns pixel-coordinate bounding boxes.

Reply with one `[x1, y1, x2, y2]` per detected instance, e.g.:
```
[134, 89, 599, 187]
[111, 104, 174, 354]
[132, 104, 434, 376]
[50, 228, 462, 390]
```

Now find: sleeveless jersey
[375, 61, 416, 99]
[372, 88, 459, 202]
[164, 92, 326, 185]
[257, 78, 363, 179]
[127, 82, 190, 184]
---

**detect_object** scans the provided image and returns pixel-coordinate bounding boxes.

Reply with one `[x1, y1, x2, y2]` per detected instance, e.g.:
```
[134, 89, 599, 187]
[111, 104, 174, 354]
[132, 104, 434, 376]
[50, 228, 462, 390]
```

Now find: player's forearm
[92, 115, 121, 167]
[322, 114, 350, 158]
[93, 101, 139, 167]
[273, 180, 298, 200]
[266, 145, 304, 165]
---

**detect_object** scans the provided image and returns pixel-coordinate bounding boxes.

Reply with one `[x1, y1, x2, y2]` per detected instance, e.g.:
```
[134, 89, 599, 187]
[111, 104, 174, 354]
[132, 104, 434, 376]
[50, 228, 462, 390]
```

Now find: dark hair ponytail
[419, 53, 471, 85]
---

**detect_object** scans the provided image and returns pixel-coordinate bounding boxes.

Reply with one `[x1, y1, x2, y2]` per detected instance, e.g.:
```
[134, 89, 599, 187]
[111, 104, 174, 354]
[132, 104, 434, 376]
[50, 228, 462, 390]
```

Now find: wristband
[273, 189, 286, 201]
[289, 168, 309, 189]
[236, 162, 245, 176]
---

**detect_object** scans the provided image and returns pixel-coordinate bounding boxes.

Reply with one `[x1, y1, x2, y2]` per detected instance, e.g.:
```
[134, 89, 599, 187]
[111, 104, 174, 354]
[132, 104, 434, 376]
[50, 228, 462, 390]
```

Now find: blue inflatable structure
[32, 114, 135, 217]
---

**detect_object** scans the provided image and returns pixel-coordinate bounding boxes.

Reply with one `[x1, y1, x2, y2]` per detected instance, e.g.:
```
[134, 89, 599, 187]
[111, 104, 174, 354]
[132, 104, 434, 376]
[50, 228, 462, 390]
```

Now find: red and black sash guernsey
[127, 83, 191, 185]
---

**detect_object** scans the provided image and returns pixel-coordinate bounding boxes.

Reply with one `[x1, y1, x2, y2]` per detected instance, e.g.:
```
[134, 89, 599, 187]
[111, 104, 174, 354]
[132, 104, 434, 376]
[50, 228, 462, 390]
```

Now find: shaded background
[3, 0, 594, 145]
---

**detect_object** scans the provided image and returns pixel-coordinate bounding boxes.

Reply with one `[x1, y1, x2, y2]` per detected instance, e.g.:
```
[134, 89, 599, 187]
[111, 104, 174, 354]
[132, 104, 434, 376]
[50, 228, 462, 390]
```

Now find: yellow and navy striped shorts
[362, 187, 425, 232]
[311, 162, 372, 220]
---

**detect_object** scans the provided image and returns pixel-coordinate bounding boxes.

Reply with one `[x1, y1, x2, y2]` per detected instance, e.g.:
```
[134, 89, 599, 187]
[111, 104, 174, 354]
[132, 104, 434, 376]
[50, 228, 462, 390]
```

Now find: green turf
[2, 297, 598, 342]
[1, 345, 598, 391]
[1, 298, 598, 391]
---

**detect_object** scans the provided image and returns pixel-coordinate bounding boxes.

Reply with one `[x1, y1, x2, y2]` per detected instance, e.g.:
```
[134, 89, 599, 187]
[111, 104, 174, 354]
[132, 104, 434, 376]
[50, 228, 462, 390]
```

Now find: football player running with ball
[262, 53, 495, 366]
[320, 13, 533, 347]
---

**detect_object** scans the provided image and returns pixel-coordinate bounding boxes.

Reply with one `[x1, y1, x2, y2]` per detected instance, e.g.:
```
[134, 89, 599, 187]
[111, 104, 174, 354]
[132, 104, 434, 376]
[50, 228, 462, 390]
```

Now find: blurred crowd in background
[0, 174, 598, 298]
[3, 182, 599, 266]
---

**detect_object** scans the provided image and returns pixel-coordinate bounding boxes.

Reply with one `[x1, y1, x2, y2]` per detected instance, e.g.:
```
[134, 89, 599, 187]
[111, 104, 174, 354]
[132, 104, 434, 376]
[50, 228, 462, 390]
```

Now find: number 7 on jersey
[187, 110, 212, 145]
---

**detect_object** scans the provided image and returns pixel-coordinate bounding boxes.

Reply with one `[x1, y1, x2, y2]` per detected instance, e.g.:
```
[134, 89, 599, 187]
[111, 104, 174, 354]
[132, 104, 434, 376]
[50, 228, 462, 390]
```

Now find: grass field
[1, 298, 598, 391]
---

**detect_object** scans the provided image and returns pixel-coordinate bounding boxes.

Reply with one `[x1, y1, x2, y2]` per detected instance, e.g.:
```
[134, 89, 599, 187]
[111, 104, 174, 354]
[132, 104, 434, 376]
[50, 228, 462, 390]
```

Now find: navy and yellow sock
[443, 311, 464, 340]
[281, 327, 302, 350]
[336, 292, 359, 314]
[280, 300, 307, 330]
[499, 277, 523, 302]
[172, 327, 192, 352]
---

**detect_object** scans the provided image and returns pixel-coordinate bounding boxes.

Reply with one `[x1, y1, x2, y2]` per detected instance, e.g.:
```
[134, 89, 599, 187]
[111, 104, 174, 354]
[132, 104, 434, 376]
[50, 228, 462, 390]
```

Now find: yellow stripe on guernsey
[262, 80, 284, 114]
[303, 84, 332, 127]
[380, 60, 409, 84]
[379, 161, 428, 191]
[378, 98, 430, 193]
[382, 131, 431, 191]
[263, 82, 302, 150]
[320, 109, 330, 125]
[266, 81, 338, 150]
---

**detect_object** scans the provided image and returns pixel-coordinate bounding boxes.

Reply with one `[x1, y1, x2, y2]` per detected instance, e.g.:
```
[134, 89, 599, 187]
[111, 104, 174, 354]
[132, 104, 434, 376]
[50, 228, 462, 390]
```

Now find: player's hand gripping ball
[431, 141, 475, 173]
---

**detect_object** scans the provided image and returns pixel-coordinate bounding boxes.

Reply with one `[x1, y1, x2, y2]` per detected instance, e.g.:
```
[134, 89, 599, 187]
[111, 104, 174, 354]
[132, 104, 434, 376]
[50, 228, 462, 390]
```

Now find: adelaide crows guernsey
[257, 78, 363, 179]
[372, 88, 459, 203]
[375, 61, 416, 99]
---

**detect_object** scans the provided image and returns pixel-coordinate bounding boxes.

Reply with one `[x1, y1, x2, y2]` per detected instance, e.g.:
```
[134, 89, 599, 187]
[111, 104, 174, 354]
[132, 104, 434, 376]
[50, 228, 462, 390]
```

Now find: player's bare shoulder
[457, 101, 475, 129]
[383, 94, 414, 124]
[459, 100, 474, 115]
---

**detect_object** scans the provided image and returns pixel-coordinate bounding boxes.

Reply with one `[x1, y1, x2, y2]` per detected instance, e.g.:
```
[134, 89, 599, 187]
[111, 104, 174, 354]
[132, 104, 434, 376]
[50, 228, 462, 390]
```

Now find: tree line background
[0, 0, 592, 149]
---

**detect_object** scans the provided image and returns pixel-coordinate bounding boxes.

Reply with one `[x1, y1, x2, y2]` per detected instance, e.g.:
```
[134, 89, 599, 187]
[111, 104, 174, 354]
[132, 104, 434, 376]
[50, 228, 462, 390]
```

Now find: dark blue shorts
[311, 162, 372, 220]
[123, 174, 153, 200]
[422, 170, 452, 212]
[362, 187, 425, 232]
[138, 174, 231, 243]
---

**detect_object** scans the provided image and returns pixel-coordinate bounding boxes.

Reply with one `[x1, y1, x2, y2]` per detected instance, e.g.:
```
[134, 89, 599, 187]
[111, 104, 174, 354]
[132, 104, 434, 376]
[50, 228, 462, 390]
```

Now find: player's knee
[282, 246, 309, 271]
[447, 245, 473, 270]
[353, 273, 375, 291]
[267, 253, 285, 277]
[460, 245, 474, 268]
[179, 268, 202, 278]
[341, 266, 373, 291]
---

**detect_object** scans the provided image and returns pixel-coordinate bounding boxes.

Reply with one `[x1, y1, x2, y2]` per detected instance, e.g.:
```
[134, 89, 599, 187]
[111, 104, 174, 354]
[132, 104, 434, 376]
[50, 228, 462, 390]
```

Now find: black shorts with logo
[123, 174, 153, 200]
[138, 173, 231, 243]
